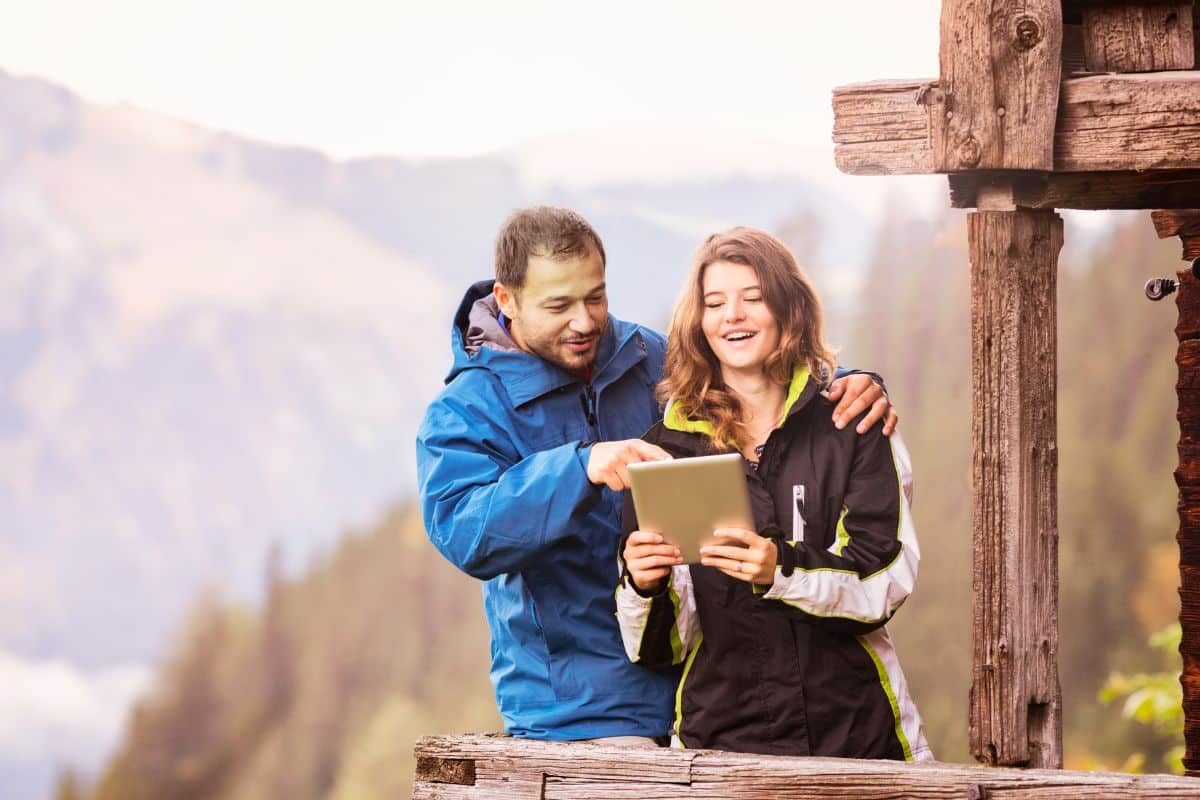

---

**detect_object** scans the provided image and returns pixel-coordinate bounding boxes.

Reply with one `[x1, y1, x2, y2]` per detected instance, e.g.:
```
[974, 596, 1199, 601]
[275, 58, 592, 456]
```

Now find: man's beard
[527, 325, 605, 376]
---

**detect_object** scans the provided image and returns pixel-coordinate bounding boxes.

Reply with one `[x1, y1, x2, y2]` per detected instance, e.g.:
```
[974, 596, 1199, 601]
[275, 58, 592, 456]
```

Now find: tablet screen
[627, 452, 755, 563]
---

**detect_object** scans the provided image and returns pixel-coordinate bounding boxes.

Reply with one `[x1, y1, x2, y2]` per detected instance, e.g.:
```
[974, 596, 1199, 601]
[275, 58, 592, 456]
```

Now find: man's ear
[494, 282, 520, 318]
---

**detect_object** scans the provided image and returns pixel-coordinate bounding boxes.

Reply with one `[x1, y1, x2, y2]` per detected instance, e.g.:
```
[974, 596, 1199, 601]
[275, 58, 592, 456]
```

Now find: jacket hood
[445, 280, 652, 407]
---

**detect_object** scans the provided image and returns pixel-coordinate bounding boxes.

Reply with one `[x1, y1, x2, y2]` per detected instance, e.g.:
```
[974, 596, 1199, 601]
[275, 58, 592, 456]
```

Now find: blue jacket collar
[448, 280, 649, 408]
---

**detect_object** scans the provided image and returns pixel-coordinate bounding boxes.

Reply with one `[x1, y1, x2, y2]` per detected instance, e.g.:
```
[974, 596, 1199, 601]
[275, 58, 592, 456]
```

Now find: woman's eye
[704, 303, 722, 309]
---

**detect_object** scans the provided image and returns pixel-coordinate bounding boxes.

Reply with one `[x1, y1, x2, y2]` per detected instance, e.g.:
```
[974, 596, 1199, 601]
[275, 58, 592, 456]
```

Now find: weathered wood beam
[1179, 345, 1200, 779]
[950, 170, 1200, 209]
[968, 208, 1062, 769]
[934, 0, 1062, 171]
[1082, 2, 1195, 72]
[1158, 209, 1200, 777]
[1155, 209, 1200, 258]
[833, 72, 1200, 175]
[411, 734, 1200, 798]
[1171, 227, 1200, 778]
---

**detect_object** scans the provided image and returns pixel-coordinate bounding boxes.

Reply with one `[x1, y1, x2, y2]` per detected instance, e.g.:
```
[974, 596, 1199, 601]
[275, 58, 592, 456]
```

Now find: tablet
[627, 452, 755, 563]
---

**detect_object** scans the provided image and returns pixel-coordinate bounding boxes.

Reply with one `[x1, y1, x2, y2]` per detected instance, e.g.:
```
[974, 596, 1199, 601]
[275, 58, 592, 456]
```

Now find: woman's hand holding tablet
[700, 527, 778, 585]
[623, 531, 682, 593]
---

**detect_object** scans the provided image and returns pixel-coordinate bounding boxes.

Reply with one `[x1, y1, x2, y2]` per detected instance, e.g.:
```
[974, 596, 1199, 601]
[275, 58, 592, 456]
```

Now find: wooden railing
[411, 734, 1200, 799]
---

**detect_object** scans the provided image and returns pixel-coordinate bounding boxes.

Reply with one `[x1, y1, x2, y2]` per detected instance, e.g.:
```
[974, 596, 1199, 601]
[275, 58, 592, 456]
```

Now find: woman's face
[700, 260, 782, 376]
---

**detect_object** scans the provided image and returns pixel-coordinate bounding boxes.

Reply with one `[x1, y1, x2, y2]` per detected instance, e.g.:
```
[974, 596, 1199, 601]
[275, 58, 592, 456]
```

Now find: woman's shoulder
[642, 418, 710, 458]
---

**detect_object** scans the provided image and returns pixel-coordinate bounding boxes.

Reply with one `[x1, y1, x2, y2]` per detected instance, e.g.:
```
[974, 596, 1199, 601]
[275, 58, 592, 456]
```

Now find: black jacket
[615, 367, 931, 761]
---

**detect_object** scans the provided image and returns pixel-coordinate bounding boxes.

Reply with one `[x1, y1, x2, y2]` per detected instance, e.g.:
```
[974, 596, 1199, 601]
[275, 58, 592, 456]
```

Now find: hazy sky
[0, 0, 941, 159]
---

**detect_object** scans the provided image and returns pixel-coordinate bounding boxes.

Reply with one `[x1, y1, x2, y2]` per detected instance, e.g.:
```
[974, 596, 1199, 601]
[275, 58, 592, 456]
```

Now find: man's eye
[546, 306, 568, 313]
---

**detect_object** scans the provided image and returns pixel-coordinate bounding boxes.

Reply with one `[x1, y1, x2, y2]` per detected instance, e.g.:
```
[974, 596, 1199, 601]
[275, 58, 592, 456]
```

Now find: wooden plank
[1082, 2, 1195, 72]
[833, 72, 1200, 175]
[416, 756, 477, 785]
[415, 735, 695, 784]
[1181, 268, 1200, 777]
[968, 209, 1063, 768]
[935, 0, 1062, 171]
[1056, 72, 1200, 171]
[950, 170, 1200, 209]
[412, 780, 540, 800]
[413, 736, 1200, 799]
[830, 79, 937, 175]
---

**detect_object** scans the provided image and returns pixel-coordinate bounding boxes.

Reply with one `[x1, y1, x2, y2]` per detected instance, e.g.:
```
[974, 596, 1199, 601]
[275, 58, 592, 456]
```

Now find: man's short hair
[494, 206, 607, 291]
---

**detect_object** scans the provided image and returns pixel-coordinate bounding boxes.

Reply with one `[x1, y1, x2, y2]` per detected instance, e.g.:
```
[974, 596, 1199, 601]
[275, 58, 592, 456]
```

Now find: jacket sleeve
[416, 391, 601, 580]
[615, 490, 700, 667]
[757, 429, 919, 636]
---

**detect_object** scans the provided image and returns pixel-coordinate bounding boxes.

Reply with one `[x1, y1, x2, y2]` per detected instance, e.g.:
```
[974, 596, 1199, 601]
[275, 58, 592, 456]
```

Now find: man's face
[495, 247, 609, 375]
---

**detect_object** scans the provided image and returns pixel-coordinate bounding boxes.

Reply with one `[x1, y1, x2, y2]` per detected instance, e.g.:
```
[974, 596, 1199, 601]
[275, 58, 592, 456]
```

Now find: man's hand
[586, 439, 672, 491]
[624, 530, 681, 592]
[827, 373, 898, 436]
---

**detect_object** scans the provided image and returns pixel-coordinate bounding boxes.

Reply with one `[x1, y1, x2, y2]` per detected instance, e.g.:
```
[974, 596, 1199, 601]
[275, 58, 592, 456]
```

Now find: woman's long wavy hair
[658, 227, 836, 451]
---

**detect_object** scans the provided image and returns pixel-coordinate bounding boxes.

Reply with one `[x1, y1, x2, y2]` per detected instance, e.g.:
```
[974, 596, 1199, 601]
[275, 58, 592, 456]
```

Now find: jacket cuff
[760, 526, 797, 577]
[621, 568, 670, 599]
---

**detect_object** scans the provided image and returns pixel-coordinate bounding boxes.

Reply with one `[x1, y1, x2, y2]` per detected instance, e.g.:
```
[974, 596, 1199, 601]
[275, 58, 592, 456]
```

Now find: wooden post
[968, 206, 1064, 768]
[934, 0, 1061, 171]
[1154, 208, 1200, 776]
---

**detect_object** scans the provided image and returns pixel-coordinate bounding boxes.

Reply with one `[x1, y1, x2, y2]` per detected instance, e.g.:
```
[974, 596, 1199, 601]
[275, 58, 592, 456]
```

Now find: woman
[615, 227, 931, 761]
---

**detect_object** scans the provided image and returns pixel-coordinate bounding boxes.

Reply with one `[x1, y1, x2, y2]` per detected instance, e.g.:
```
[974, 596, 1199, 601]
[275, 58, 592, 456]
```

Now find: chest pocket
[792, 484, 806, 542]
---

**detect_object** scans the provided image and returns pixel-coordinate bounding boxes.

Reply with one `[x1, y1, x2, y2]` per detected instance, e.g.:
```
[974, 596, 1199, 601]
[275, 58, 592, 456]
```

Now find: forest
[58, 207, 1188, 799]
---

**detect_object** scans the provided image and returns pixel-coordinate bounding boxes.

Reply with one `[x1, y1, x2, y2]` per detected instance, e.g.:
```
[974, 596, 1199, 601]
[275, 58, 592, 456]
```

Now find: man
[416, 206, 896, 744]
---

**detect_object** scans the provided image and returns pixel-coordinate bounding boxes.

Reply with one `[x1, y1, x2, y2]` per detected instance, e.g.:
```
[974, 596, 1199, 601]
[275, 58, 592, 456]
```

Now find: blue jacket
[416, 281, 680, 739]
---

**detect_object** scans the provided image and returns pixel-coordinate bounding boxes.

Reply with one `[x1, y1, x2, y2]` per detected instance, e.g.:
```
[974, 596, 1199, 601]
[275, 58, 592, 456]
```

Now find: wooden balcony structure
[413, 2, 1200, 795]
[837, 0, 1200, 775]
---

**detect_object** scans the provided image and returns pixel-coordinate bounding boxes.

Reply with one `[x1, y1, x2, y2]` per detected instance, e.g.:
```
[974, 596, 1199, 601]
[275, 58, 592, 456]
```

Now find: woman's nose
[724, 299, 745, 322]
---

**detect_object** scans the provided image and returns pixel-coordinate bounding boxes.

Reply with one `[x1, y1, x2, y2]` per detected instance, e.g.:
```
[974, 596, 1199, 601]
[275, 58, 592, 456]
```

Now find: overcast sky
[0, 0, 942, 159]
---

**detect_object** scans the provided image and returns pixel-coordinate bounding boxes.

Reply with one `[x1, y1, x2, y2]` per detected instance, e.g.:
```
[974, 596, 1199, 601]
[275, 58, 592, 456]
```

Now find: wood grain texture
[1155, 209, 1200, 238]
[1180, 270, 1200, 776]
[935, 0, 1062, 170]
[411, 735, 1200, 798]
[831, 79, 937, 175]
[967, 210, 1063, 768]
[951, 170, 1200, 209]
[1056, 72, 1200, 171]
[1155, 210, 1200, 261]
[833, 72, 1200, 175]
[1082, 2, 1195, 72]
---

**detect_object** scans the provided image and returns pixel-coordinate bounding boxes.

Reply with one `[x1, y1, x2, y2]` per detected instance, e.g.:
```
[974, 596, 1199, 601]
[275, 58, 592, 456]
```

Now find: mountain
[0, 67, 901, 798]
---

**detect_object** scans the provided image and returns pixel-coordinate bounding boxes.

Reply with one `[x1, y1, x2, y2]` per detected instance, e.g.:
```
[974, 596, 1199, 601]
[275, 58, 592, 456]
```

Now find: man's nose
[569, 308, 597, 334]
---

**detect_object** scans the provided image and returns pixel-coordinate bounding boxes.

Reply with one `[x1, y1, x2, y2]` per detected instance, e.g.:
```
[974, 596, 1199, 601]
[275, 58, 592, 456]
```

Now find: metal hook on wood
[1146, 258, 1200, 301]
